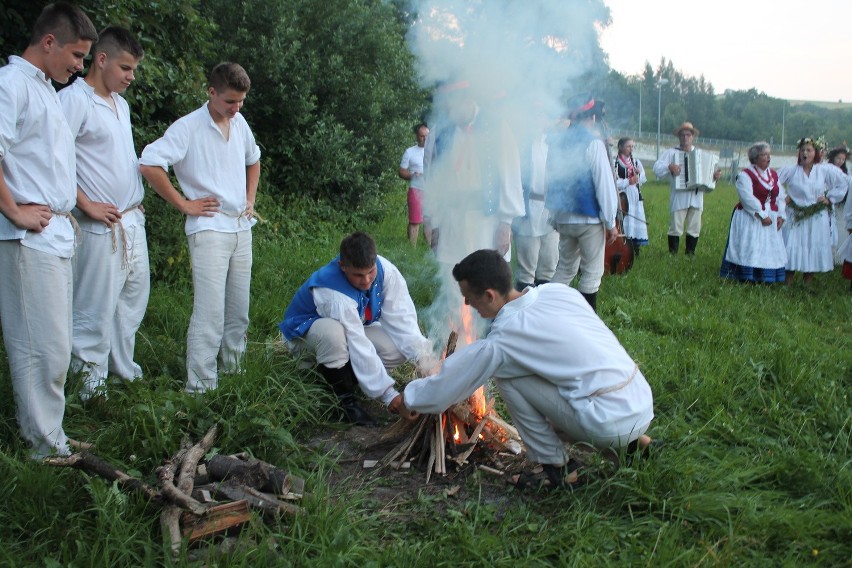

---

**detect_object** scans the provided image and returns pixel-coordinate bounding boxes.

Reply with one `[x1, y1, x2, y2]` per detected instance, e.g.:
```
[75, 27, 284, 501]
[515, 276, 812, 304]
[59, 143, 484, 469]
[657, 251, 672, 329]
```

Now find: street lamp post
[638, 84, 642, 138]
[656, 78, 669, 160]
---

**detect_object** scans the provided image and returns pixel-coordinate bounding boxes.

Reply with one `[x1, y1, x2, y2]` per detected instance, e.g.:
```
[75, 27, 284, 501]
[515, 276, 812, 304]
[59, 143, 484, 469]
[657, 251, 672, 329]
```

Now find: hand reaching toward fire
[389, 394, 419, 421]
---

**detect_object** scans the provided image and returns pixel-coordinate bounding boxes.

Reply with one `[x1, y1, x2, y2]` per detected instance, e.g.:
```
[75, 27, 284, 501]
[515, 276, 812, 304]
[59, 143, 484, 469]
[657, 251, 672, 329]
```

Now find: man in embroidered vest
[59, 26, 148, 400]
[652, 121, 721, 255]
[391, 250, 655, 491]
[0, 2, 98, 458]
[544, 95, 618, 312]
[279, 232, 436, 426]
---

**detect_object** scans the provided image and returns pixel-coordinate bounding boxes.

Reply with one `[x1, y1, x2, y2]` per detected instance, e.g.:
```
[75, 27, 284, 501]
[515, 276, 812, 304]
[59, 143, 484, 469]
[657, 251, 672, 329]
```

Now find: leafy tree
[198, 0, 427, 211]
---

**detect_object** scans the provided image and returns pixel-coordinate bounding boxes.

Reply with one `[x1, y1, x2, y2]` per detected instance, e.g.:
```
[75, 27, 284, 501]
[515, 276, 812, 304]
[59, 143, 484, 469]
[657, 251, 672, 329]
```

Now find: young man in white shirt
[59, 26, 148, 399]
[0, 2, 98, 458]
[279, 232, 436, 426]
[393, 249, 655, 490]
[140, 62, 261, 393]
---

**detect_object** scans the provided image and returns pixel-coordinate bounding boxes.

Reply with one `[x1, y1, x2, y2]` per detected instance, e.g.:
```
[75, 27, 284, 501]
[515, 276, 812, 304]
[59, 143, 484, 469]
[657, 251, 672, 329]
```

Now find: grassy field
[0, 178, 850, 566]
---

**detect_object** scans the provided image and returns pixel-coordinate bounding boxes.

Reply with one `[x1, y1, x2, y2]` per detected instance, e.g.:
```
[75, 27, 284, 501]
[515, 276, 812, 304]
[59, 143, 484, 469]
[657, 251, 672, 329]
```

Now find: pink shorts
[407, 188, 424, 224]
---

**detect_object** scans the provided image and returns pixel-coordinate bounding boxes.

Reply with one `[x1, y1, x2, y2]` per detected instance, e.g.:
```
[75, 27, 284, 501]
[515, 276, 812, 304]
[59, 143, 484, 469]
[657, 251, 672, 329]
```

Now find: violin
[602, 129, 634, 275]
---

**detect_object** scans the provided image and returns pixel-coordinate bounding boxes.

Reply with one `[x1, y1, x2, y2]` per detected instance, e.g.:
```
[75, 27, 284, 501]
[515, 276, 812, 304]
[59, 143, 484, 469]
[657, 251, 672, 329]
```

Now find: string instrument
[600, 124, 634, 275]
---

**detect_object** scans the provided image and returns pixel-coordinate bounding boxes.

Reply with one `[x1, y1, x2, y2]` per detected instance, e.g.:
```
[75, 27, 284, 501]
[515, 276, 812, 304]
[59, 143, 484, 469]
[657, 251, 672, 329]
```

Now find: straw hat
[674, 122, 699, 136]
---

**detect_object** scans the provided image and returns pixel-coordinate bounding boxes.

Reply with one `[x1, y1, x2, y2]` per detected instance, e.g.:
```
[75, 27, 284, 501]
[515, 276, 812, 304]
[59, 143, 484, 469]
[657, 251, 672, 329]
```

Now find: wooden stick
[452, 416, 488, 466]
[43, 451, 160, 501]
[161, 425, 218, 558]
[425, 430, 435, 484]
[445, 330, 458, 357]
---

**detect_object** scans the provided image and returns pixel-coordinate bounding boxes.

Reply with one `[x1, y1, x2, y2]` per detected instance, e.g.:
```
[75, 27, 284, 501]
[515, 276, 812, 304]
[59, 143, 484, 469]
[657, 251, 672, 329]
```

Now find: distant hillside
[787, 99, 852, 110]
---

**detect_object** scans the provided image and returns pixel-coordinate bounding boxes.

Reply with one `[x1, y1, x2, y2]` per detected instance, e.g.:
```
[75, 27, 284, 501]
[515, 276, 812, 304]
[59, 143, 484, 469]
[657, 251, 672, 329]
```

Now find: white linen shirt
[311, 255, 432, 405]
[0, 56, 77, 257]
[653, 145, 704, 211]
[777, 163, 848, 208]
[550, 137, 618, 229]
[404, 284, 654, 440]
[400, 145, 426, 190]
[59, 78, 145, 234]
[139, 103, 261, 235]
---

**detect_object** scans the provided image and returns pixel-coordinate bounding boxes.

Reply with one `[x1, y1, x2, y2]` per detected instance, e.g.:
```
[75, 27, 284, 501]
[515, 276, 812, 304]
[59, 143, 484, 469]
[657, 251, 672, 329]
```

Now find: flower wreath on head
[797, 136, 827, 153]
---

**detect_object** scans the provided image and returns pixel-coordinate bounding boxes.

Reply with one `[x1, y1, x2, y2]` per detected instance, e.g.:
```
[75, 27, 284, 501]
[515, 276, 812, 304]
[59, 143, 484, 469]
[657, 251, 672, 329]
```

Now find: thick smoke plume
[404, 0, 612, 347]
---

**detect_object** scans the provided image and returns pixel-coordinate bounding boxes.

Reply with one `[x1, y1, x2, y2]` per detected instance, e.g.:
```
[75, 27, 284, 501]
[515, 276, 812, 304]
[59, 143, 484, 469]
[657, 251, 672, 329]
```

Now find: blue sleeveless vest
[544, 126, 600, 218]
[278, 256, 385, 341]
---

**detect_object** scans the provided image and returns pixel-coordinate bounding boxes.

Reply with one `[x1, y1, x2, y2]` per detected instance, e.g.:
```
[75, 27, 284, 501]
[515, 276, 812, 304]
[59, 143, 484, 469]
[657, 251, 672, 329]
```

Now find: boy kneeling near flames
[389, 249, 656, 490]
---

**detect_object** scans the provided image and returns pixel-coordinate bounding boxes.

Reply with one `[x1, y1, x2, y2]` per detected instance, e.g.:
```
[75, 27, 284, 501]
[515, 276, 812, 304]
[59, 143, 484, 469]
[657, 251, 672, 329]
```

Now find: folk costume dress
[720, 165, 787, 283]
[615, 153, 648, 248]
[777, 163, 848, 273]
[839, 194, 852, 280]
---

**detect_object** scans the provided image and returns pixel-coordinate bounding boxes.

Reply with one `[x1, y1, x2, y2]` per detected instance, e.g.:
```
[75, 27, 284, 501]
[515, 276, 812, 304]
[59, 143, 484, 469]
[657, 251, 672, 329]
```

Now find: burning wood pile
[370, 331, 525, 482]
[44, 425, 304, 559]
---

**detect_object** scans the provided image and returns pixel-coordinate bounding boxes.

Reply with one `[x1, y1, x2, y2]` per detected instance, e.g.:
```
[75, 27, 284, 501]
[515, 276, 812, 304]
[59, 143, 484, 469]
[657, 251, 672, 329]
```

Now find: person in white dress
[839, 190, 852, 288]
[720, 142, 787, 283]
[390, 249, 655, 490]
[826, 146, 850, 265]
[777, 137, 848, 285]
[614, 137, 648, 257]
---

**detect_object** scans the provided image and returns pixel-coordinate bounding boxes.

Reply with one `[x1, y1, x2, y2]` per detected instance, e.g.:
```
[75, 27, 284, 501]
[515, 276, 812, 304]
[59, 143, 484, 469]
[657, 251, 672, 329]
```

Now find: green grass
[0, 179, 850, 566]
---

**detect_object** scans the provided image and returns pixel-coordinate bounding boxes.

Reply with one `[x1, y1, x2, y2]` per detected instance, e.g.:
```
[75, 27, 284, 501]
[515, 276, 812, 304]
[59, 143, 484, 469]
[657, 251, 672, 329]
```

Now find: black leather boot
[336, 392, 377, 427]
[685, 235, 698, 256]
[318, 363, 377, 426]
[515, 280, 533, 292]
[580, 292, 597, 312]
[667, 235, 679, 254]
[533, 278, 551, 286]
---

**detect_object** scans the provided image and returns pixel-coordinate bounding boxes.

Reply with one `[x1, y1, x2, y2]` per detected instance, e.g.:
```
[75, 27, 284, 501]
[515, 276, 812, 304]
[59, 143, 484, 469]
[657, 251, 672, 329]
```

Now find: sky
[599, 0, 851, 103]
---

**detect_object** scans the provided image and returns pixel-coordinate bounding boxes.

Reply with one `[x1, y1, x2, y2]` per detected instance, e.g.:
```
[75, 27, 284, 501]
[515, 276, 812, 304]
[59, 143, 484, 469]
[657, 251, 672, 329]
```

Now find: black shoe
[338, 393, 377, 426]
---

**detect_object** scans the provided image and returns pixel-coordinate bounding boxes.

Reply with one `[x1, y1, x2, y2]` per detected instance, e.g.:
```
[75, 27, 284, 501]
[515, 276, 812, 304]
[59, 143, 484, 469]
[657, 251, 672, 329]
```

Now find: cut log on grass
[209, 481, 303, 517]
[204, 454, 304, 496]
[43, 451, 160, 502]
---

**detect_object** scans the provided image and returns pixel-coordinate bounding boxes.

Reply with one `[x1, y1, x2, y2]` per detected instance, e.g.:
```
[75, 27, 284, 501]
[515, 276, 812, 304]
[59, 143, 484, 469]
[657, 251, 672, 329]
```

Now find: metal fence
[613, 129, 799, 155]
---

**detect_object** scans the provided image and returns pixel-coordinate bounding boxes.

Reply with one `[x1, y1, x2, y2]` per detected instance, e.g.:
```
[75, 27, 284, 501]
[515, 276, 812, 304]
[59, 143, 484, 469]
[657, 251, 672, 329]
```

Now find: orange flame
[453, 425, 460, 442]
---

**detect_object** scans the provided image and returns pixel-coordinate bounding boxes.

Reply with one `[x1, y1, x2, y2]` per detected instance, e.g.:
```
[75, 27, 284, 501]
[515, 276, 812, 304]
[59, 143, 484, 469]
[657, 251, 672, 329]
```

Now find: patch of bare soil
[303, 407, 525, 510]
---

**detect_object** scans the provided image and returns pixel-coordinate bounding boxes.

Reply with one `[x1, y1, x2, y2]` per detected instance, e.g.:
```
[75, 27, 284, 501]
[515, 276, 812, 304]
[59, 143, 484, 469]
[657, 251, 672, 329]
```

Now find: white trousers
[668, 207, 702, 237]
[552, 223, 606, 294]
[497, 374, 650, 466]
[287, 318, 407, 371]
[514, 231, 558, 286]
[186, 230, 252, 393]
[0, 241, 71, 458]
[72, 223, 150, 395]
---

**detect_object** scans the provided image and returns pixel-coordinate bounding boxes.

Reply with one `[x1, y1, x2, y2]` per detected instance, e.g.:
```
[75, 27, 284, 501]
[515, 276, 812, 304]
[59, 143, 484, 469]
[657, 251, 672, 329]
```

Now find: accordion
[672, 149, 719, 192]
